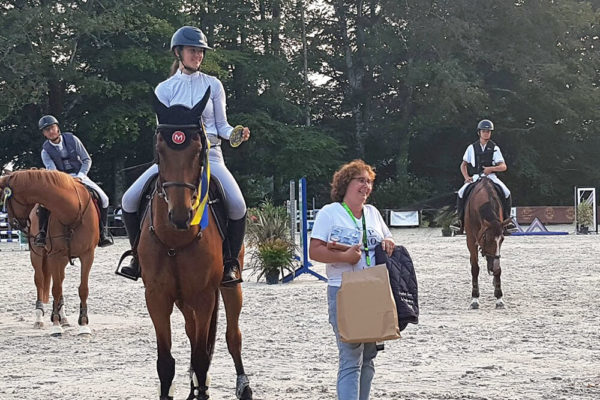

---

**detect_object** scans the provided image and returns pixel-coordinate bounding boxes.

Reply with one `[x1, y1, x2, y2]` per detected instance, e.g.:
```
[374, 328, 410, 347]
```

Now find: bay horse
[0, 169, 99, 335]
[138, 91, 252, 400]
[464, 176, 512, 309]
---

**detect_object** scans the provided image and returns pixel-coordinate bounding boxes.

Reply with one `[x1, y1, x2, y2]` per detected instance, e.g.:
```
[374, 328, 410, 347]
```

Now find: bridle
[478, 230, 502, 260]
[148, 124, 207, 256]
[1, 177, 31, 233]
[154, 124, 206, 204]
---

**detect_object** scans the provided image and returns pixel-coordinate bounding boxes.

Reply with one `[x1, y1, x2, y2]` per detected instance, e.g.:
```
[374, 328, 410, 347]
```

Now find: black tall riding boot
[222, 214, 246, 287]
[34, 206, 50, 247]
[503, 195, 517, 234]
[450, 196, 465, 233]
[503, 195, 513, 220]
[117, 211, 141, 280]
[98, 207, 114, 247]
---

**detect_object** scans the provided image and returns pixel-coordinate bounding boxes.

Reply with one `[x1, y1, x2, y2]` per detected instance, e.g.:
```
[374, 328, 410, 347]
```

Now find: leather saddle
[463, 179, 505, 204]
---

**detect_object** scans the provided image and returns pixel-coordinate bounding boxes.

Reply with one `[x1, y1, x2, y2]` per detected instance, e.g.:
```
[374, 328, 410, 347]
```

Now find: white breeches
[458, 174, 510, 198]
[121, 147, 246, 220]
[73, 175, 109, 208]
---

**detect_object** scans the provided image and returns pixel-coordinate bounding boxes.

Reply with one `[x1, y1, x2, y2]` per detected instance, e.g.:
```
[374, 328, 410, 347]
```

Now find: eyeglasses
[351, 177, 373, 186]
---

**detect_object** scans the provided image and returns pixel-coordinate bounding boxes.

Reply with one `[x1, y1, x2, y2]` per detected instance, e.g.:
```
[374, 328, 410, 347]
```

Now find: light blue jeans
[328, 285, 378, 400]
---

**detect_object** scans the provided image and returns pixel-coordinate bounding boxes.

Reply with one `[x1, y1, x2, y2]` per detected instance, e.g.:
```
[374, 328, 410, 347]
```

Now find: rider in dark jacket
[38, 115, 113, 247]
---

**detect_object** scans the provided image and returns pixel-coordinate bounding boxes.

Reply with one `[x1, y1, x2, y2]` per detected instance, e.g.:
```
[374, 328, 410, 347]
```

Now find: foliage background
[1, 0, 599, 208]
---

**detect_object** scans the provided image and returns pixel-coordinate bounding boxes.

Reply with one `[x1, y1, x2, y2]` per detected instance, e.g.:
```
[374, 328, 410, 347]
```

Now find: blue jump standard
[282, 177, 327, 283]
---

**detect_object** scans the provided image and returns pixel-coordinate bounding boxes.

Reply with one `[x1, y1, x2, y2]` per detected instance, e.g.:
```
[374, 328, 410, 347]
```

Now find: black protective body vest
[42, 132, 82, 173]
[467, 140, 496, 176]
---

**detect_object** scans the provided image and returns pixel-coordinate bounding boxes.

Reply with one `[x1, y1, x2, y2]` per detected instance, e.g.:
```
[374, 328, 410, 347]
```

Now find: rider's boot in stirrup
[117, 211, 141, 280]
[98, 206, 114, 247]
[34, 206, 50, 247]
[449, 196, 465, 234]
[222, 214, 246, 287]
[503, 195, 517, 234]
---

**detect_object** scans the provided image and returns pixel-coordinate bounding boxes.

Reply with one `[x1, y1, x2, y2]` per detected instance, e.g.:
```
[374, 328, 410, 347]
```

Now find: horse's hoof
[50, 325, 63, 336]
[496, 299, 505, 309]
[78, 325, 92, 335]
[159, 383, 175, 399]
[236, 374, 252, 399]
[239, 386, 253, 400]
[33, 321, 44, 329]
[469, 299, 480, 309]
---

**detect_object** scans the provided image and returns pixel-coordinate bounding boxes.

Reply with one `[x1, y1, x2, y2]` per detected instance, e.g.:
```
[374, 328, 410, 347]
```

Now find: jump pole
[282, 177, 327, 283]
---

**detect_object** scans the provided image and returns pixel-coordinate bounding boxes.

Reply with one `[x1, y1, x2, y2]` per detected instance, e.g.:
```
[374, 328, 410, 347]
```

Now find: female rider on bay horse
[118, 26, 250, 286]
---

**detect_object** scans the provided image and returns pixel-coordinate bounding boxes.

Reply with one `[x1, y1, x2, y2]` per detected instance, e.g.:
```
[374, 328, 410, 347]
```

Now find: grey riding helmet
[38, 115, 59, 131]
[170, 26, 212, 51]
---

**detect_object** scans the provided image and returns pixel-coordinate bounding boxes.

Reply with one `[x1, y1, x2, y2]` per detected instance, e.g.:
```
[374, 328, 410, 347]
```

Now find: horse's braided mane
[12, 169, 76, 189]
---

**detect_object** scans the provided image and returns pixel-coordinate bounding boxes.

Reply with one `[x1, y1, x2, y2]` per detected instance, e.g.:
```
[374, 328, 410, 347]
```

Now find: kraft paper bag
[337, 264, 401, 343]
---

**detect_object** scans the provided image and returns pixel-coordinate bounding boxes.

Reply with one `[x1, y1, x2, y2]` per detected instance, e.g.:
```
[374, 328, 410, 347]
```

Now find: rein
[148, 126, 206, 256]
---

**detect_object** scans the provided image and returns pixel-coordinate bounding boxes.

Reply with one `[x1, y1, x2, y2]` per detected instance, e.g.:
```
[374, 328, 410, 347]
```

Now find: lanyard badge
[341, 202, 370, 267]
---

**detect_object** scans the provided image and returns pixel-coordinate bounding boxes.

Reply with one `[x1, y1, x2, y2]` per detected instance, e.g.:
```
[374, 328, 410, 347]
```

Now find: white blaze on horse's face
[494, 236, 502, 257]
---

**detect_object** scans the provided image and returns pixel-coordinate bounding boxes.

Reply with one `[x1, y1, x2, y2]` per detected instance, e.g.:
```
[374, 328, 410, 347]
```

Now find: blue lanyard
[341, 202, 371, 267]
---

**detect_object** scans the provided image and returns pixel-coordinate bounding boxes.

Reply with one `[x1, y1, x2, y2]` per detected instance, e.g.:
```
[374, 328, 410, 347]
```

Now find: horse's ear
[152, 93, 169, 120]
[191, 87, 211, 119]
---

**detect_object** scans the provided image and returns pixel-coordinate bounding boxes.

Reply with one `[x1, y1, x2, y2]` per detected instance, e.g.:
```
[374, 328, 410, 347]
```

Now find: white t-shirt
[311, 203, 392, 287]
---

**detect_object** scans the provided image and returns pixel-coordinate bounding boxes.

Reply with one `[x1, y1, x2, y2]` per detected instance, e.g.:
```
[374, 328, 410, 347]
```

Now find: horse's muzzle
[168, 209, 193, 231]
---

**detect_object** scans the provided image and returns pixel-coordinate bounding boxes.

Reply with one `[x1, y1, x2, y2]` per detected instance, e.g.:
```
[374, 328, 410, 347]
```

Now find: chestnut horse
[464, 176, 511, 309]
[0, 169, 98, 335]
[139, 92, 252, 399]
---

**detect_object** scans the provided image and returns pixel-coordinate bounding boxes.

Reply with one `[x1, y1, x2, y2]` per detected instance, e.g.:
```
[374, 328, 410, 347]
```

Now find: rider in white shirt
[450, 119, 516, 234]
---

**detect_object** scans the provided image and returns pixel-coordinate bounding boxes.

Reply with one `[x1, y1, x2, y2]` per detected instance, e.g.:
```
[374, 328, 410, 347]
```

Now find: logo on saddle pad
[172, 131, 185, 145]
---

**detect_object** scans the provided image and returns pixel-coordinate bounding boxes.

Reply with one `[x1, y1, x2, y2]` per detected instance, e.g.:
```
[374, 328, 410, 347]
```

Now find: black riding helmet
[170, 26, 212, 52]
[38, 115, 59, 131]
[477, 119, 494, 131]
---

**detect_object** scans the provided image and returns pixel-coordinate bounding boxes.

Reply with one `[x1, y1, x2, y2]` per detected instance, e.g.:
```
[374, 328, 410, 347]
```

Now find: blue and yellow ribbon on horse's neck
[190, 141, 210, 229]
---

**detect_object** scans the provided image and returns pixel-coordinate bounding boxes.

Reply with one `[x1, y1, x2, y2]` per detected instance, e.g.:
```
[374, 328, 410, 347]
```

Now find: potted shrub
[576, 202, 594, 234]
[246, 200, 297, 284]
[434, 206, 456, 237]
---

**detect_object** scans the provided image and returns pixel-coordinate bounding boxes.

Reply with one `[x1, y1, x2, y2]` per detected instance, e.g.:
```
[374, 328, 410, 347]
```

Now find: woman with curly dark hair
[309, 159, 395, 400]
